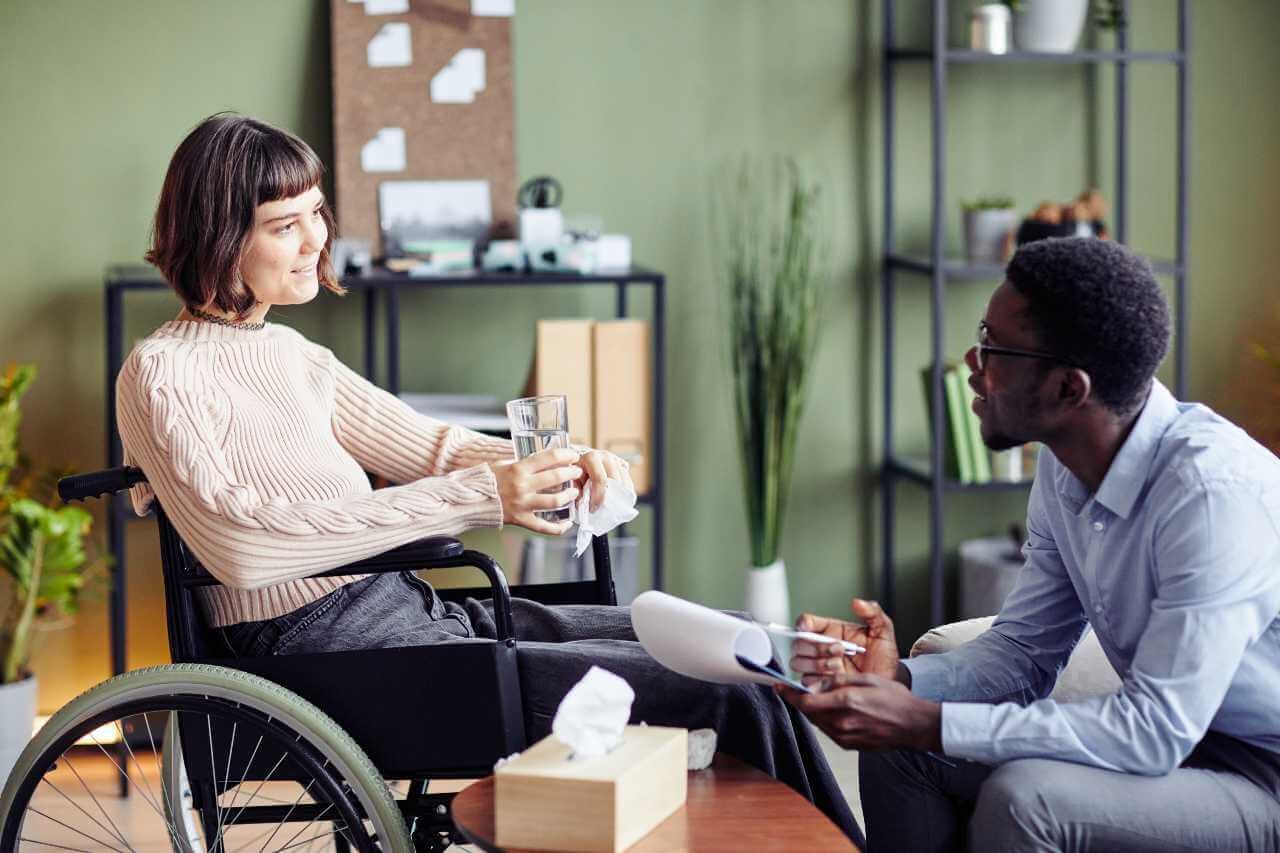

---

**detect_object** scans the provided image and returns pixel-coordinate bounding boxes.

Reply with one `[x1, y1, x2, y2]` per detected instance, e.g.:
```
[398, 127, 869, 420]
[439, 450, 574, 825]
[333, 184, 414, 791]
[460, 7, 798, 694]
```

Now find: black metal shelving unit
[880, 0, 1190, 626]
[103, 265, 666, 681]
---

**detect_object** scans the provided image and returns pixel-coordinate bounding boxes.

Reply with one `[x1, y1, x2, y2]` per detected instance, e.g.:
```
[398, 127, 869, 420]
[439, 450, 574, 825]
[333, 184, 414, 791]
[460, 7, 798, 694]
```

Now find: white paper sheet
[361, 127, 406, 173]
[472, 0, 515, 15]
[632, 591, 780, 686]
[365, 0, 409, 14]
[367, 22, 411, 67]
[430, 48, 486, 103]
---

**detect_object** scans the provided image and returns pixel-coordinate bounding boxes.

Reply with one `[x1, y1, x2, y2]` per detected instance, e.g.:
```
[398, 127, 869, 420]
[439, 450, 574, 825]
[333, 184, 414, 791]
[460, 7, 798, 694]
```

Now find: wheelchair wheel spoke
[89, 731, 168, 825]
[272, 803, 333, 853]
[24, 807, 132, 853]
[254, 780, 316, 853]
[38, 776, 134, 853]
[214, 750, 291, 852]
[272, 823, 348, 853]
[17, 837, 96, 852]
[59, 757, 135, 853]
[113, 718, 163, 813]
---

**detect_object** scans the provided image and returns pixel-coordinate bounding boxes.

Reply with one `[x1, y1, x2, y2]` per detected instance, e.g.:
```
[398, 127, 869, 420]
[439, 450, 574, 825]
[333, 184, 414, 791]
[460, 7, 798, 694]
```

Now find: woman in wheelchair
[111, 113, 860, 841]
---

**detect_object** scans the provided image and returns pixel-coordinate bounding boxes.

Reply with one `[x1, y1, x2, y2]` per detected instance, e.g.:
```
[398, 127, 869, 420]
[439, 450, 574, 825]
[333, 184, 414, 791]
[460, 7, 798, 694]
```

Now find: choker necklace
[188, 306, 265, 331]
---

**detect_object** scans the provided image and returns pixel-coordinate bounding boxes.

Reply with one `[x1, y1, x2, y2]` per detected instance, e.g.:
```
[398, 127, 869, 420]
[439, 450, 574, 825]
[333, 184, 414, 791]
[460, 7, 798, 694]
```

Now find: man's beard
[979, 400, 1035, 451]
[981, 428, 1026, 452]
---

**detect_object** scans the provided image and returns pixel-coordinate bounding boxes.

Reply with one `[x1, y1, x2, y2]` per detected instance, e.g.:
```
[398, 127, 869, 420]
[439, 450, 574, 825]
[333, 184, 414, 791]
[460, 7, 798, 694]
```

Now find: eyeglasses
[975, 322, 1073, 372]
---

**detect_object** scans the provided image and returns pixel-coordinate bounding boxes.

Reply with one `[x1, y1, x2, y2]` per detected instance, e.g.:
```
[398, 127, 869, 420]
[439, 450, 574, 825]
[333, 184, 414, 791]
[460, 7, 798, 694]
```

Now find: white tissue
[551, 665, 635, 759]
[687, 728, 717, 770]
[574, 477, 639, 557]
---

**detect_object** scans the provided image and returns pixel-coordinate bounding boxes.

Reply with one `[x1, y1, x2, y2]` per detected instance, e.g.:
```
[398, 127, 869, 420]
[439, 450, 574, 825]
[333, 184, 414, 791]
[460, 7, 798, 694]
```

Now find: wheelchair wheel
[0, 664, 412, 853]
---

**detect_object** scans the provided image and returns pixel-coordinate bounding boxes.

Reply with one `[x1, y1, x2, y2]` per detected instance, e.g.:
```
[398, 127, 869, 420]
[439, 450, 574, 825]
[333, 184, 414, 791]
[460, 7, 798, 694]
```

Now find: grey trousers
[860, 746, 1280, 852]
[221, 572, 864, 845]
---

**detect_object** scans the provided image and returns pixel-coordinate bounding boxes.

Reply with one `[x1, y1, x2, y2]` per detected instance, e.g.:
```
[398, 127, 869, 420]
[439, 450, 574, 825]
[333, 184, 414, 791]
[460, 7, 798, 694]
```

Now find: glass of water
[506, 394, 575, 523]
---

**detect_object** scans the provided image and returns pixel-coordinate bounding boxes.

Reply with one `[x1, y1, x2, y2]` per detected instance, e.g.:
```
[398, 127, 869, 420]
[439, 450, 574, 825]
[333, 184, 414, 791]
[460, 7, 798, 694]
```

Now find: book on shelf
[955, 362, 992, 482]
[922, 362, 991, 484]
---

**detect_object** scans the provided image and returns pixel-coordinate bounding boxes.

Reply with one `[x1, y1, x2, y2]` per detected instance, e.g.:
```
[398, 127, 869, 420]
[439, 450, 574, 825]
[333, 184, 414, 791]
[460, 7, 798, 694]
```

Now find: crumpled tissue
[574, 477, 639, 557]
[552, 665, 635, 759]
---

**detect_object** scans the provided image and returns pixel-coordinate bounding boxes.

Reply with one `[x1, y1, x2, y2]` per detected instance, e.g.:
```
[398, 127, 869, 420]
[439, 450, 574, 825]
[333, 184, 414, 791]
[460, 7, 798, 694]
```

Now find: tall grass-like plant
[716, 159, 826, 569]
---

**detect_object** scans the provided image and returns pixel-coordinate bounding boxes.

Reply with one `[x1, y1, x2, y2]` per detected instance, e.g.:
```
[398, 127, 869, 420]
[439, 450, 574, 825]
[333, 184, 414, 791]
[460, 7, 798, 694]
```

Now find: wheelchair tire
[0, 663, 412, 853]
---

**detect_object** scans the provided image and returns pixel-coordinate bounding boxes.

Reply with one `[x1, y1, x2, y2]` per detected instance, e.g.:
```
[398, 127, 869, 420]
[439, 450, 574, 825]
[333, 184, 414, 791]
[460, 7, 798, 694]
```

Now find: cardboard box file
[534, 319, 594, 447]
[592, 321, 652, 495]
[494, 725, 687, 852]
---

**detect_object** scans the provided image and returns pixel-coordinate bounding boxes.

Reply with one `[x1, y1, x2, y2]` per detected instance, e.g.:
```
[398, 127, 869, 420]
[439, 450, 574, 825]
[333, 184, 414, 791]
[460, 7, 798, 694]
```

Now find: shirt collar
[1093, 380, 1179, 519]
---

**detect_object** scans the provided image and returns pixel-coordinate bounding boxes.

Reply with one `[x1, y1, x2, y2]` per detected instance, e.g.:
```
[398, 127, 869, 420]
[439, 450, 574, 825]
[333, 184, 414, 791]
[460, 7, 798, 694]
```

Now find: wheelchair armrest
[327, 536, 466, 571]
[58, 466, 148, 502]
[313, 537, 516, 641]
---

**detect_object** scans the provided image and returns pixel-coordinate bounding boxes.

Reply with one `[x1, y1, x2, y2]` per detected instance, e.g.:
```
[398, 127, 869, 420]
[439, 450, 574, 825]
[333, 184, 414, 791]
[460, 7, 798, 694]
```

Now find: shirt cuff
[939, 702, 1000, 765]
[902, 655, 954, 702]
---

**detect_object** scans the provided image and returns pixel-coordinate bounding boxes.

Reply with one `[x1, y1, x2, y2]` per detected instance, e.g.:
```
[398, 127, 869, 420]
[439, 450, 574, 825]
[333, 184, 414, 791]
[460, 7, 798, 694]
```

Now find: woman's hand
[486, 448, 583, 535]
[790, 599, 901, 688]
[573, 449, 635, 512]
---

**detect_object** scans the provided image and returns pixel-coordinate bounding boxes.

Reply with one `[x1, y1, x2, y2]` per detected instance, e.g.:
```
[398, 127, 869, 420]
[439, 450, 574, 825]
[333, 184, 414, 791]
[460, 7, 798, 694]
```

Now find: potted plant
[0, 364, 106, 782]
[962, 196, 1017, 265]
[715, 158, 826, 626]
[1003, 0, 1125, 53]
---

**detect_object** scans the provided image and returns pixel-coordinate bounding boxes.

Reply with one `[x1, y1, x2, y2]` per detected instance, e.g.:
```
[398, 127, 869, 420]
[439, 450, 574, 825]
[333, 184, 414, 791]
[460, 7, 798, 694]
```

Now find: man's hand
[791, 598, 900, 687]
[777, 673, 942, 753]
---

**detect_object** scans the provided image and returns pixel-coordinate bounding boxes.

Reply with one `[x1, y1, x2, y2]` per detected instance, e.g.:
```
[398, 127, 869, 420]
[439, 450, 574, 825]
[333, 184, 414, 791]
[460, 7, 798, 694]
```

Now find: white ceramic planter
[1013, 0, 1089, 53]
[745, 559, 790, 627]
[963, 208, 1018, 264]
[0, 674, 36, 786]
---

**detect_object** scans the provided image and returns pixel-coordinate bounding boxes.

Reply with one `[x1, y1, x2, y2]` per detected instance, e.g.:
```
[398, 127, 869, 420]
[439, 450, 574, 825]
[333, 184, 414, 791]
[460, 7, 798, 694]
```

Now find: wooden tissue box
[495, 725, 687, 852]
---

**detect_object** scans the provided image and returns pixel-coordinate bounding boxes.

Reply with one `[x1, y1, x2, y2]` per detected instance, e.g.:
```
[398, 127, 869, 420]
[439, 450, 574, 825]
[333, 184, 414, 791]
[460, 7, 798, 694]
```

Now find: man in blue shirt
[782, 237, 1280, 851]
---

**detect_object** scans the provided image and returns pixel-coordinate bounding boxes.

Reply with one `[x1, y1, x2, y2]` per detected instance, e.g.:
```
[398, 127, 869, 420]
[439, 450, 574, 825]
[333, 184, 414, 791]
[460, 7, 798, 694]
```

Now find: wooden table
[450, 753, 857, 852]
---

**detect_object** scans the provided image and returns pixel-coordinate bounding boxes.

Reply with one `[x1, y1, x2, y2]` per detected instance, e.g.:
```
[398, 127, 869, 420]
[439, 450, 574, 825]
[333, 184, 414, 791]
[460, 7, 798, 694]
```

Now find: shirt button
[1092, 521, 1105, 532]
[1094, 604, 1104, 614]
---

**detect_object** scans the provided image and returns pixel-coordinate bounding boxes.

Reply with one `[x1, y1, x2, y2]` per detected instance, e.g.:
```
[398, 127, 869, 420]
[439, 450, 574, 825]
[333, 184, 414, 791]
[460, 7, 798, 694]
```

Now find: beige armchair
[910, 617, 1121, 702]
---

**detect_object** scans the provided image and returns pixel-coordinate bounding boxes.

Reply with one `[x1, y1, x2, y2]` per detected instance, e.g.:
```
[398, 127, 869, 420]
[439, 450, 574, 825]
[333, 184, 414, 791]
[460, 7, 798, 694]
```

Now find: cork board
[330, 0, 516, 255]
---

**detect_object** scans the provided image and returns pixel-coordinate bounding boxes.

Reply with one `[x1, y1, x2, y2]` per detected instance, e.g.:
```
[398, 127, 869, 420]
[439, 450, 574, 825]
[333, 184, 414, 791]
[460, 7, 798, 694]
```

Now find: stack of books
[922, 362, 991, 484]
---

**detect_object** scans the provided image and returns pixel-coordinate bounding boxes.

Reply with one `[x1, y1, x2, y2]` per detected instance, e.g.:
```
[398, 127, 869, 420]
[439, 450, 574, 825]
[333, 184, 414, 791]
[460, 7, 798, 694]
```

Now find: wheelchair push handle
[58, 466, 148, 503]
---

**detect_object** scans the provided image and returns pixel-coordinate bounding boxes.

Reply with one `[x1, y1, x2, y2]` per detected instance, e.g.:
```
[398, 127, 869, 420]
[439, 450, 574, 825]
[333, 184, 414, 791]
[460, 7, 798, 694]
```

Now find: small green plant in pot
[962, 195, 1017, 265]
[1003, 0, 1125, 53]
[0, 364, 108, 780]
[714, 158, 826, 626]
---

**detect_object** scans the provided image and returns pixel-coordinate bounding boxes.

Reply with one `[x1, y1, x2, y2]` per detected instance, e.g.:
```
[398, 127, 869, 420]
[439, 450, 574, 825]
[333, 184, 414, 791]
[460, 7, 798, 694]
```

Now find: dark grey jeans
[860, 738, 1280, 852]
[220, 572, 863, 845]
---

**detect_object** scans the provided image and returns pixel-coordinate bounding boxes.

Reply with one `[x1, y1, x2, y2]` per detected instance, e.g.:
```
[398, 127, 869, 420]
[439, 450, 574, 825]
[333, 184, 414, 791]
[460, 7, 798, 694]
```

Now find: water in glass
[513, 427, 574, 522]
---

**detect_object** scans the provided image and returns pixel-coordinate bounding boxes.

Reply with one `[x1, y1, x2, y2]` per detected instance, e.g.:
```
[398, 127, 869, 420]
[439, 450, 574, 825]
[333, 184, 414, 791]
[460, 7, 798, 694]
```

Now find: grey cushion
[910, 616, 1121, 702]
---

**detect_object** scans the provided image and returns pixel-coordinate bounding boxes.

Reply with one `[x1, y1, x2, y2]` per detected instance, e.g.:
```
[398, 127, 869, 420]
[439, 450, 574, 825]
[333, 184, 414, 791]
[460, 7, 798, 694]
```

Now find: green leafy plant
[962, 196, 1016, 212]
[715, 158, 826, 568]
[1001, 0, 1126, 30]
[0, 363, 108, 684]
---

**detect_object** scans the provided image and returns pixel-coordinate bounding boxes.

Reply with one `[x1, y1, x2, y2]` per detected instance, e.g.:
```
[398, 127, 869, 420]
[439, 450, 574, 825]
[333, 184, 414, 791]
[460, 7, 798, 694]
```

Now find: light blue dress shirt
[905, 380, 1280, 774]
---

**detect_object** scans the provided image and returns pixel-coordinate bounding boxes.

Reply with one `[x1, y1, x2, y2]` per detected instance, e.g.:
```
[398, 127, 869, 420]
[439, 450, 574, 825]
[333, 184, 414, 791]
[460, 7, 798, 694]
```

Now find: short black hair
[1005, 237, 1170, 415]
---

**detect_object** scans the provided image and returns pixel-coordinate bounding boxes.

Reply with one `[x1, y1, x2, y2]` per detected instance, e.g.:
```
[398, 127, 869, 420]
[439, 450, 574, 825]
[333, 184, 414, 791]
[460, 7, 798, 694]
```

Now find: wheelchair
[0, 465, 618, 852]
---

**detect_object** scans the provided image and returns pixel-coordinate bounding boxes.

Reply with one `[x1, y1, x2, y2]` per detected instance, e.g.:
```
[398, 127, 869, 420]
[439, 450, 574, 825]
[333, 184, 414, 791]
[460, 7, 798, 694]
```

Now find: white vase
[745, 559, 790, 627]
[963, 208, 1017, 265]
[1013, 0, 1089, 53]
[0, 674, 36, 785]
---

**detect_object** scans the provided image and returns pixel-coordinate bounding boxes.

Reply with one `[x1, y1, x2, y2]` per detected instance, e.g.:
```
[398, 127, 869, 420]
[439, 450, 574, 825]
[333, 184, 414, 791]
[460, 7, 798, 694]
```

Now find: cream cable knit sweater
[116, 320, 511, 627]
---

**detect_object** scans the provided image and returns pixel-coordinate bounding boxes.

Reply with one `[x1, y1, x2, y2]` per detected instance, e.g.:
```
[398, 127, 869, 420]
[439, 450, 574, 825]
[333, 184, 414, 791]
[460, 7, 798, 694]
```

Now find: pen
[762, 622, 866, 656]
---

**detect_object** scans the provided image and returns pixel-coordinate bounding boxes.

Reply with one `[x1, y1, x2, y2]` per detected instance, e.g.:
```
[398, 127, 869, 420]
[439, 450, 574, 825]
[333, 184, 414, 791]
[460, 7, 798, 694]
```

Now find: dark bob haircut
[1006, 237, 1171, 416]
[145, 113, 344, 318]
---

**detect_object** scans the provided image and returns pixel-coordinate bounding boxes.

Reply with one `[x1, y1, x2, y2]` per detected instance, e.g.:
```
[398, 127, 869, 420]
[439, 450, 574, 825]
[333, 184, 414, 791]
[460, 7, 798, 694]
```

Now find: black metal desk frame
[103, 266, 666, 680]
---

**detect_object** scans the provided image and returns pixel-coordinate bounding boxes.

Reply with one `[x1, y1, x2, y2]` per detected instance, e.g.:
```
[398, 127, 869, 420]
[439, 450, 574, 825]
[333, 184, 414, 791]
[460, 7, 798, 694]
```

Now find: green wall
[2, 1, 1277, 711]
